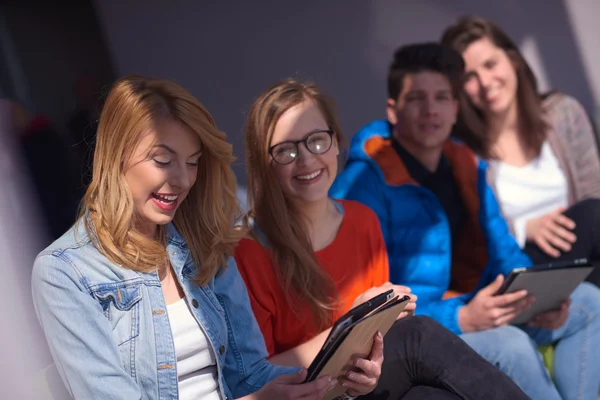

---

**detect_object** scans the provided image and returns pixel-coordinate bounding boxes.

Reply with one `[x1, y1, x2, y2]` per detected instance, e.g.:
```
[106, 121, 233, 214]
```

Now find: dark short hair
[387, 42, 465, 100]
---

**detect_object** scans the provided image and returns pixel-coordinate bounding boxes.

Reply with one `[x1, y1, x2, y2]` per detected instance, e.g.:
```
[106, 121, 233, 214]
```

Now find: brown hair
[245, 79, 345, 330]
[441, 16, 547, 159]
[388, 42, 465, 100]
[82, 75, 242, 284]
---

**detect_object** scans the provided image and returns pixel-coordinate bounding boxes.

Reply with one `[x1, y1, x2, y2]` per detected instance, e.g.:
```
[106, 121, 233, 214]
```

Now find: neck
[487, 100, 519, 140]
[394, 133, 442, 173]
[296, 197, 332, 232]
[137, 219, 159, 240]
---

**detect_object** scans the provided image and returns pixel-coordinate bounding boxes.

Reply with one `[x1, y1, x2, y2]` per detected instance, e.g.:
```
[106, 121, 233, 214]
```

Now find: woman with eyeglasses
[234, 78, 529, 399]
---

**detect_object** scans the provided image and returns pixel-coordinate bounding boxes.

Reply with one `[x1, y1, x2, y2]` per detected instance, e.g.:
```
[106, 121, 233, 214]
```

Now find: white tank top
[167, 298, 221, 400]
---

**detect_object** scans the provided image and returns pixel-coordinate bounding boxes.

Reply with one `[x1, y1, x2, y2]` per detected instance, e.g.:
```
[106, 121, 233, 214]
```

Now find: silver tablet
[496, 259, 594, 325]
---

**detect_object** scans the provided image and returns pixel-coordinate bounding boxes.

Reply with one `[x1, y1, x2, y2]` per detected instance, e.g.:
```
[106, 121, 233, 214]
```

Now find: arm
[269, 328, 331, 368]
[550, 95, 600, 200]
[367, 207, 391, 286]
[31, 254, 141, 399]
[235, 247, 331, 369]
[214, 257, 297, 399]
[423, 294, 471, 335]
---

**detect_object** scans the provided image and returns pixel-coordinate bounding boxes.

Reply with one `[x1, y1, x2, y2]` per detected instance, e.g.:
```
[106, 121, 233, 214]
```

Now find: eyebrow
[153, 144, 202, 157]
[272, 128, 330, 146]
[406, 89, 451, 95]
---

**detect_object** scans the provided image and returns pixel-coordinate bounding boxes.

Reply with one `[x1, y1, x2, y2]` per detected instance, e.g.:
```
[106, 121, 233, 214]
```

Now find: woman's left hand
[339, 331, 384, 397]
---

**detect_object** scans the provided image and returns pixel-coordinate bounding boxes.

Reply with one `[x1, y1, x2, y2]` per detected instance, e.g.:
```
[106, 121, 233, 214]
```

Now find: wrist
[457, 305, 473, 333]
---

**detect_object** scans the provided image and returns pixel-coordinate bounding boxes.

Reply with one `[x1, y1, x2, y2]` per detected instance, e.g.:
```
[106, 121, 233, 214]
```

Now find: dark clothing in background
[21, 115, 83, 241]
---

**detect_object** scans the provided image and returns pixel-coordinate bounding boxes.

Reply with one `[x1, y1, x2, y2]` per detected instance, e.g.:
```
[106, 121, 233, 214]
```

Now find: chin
[292, 190, 330, 205]
[150, 214, 176, 226]
[488, 94, 515, 114]
[420, 136, 449, 149]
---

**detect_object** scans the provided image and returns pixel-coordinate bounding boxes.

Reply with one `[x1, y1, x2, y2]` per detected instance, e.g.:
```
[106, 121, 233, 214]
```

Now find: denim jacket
[31, 219, 294, 399]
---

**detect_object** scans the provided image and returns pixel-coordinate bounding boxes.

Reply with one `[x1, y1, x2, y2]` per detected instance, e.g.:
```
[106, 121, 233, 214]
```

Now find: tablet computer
[304, 292, 410, 384]
[322, 289, 395, 350]
[496, 258, 594, 325]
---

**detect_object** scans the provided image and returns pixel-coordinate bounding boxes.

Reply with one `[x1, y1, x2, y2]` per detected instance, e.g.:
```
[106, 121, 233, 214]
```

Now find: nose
[168, 163, 193, 192]
[423, 96, 438, 116]
[478, 70, 493, 91]
[295, 143, 316, 167]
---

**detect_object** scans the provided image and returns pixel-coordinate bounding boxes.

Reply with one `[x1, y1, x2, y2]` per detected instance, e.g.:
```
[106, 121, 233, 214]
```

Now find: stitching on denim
[129, 300, 139, 380]
[576, 307, 590, 400]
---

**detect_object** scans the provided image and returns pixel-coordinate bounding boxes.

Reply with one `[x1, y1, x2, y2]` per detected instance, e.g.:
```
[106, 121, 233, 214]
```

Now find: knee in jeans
[406, 315, 445, 331]
[570, 282, 600, 317]
[492, 326, 539, 363]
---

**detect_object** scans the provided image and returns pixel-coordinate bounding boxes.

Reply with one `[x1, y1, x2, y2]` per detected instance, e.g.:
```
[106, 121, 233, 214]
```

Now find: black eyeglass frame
[268, 129, 335, 165]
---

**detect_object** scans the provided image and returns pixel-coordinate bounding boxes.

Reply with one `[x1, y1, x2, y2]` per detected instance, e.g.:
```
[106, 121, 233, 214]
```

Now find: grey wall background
[93, 0, 600, 184]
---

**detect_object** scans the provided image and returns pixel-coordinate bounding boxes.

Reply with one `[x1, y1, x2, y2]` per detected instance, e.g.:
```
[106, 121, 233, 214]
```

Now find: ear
[386, 98, 398, 125]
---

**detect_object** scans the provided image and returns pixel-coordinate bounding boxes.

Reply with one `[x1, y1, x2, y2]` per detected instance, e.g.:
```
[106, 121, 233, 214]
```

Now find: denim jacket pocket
[93, 283, 143, 346]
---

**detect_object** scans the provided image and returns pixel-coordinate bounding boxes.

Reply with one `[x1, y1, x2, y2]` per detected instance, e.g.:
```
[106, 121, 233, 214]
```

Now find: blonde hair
[82, 75, 242, 284]
[245, 79, 346, 330]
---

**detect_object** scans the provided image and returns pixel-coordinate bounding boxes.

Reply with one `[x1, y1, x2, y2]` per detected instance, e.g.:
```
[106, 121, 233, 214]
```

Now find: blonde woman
[31, 75, 335, 400]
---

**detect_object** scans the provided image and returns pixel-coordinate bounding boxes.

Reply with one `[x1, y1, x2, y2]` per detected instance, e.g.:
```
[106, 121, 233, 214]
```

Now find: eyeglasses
[269, 130, 334, 165]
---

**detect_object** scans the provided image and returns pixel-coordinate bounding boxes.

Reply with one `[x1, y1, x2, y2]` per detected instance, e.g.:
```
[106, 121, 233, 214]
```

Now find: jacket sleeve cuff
[427, 297, 467, 335]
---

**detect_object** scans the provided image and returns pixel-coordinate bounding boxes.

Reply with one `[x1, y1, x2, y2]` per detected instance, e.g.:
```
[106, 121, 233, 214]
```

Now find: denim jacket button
[219, 345, 225, 355]
[192, 299, 199, 308]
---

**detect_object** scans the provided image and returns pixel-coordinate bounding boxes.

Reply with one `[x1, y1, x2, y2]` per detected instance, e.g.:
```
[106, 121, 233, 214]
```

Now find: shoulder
[348, 120, 393, 156]
[32, 219, 143, 292]
[335, 199, 383, 239]
[444, 138, 478, 163]
[234, 237, 274, 275]
[543, 92, 590, 123]
[33, 221, 95, 287]
[336, 199, 379, 224]
[235, 236, 269, 258]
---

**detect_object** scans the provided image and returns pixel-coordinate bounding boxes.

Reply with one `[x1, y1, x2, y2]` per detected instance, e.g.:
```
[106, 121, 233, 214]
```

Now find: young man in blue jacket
[330, 42, 600, 400]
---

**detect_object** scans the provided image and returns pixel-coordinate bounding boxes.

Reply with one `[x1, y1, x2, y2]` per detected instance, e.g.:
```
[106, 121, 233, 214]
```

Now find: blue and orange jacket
[330, 120, 532, 334]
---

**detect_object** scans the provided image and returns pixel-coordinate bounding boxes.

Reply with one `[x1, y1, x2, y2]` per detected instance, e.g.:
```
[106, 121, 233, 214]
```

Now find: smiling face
[269, 99, 339, 205]
[124, 118, 202, 236]
[461, 37, 519, 117]
[387, 70, 458, 152]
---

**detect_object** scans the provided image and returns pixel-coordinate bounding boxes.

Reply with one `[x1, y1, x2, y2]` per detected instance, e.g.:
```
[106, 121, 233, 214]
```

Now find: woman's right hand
[525, 208, 576, 257]
[252, 369, 335, 400]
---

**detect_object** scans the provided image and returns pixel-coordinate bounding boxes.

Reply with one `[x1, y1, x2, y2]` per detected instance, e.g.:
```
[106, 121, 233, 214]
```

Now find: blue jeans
[460, 282, 600, 400]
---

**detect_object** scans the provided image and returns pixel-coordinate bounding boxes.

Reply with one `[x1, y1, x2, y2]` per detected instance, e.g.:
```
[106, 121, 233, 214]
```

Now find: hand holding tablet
[495, 258, 593, 325]
[303, 290, 410, 400]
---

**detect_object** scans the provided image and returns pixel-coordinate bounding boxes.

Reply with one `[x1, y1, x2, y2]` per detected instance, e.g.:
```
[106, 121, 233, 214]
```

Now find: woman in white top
[441, 16, 600, 286]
